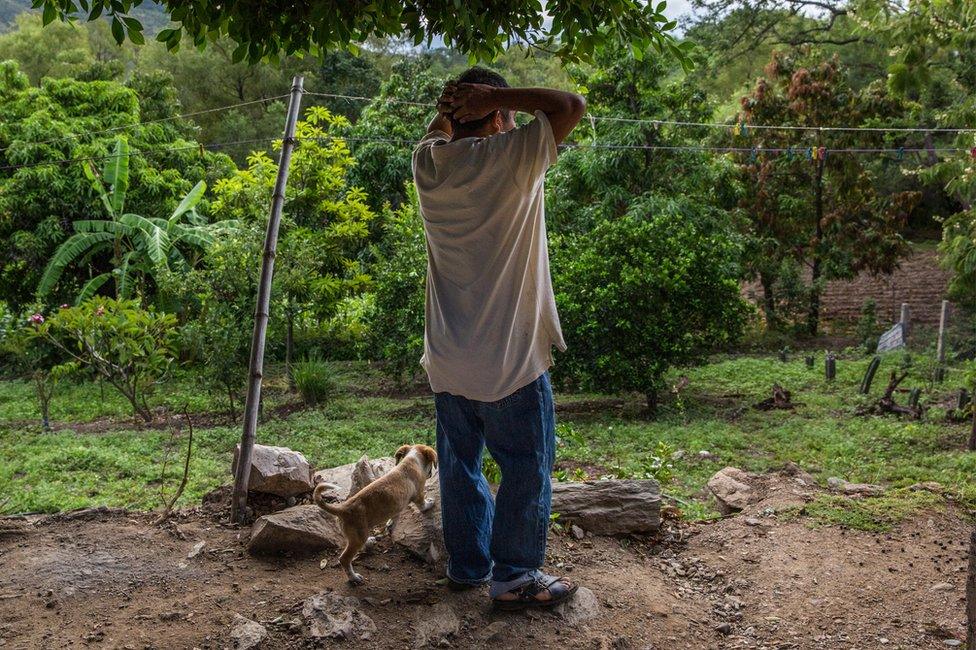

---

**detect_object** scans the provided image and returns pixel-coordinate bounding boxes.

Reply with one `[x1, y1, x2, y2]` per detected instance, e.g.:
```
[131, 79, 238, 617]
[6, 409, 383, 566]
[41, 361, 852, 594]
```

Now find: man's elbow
[568, 93, 586, 120]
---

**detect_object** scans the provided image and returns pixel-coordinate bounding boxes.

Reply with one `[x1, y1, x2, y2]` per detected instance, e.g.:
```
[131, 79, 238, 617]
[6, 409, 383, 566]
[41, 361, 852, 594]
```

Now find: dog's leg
[338, 527, 367, 585]
[412, 490, 435, 513]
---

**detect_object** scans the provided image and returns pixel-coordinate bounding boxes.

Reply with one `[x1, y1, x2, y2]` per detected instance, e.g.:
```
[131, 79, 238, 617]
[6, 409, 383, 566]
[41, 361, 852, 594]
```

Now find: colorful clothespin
[897, 146, 905, 161]
[732, 122, 741, 137]
[785, 146, 795, 161]
[749, 146, 758, 163]
[818, 146, 827, 160]
[810, 147, 818, 161]
[199, 143, 206, 159]
[741, 122, 749, 137]
[970, 146, 976, 158]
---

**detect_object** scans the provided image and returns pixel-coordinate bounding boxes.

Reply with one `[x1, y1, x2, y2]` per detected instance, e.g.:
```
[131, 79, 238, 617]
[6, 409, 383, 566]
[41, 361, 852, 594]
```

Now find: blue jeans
[434, 372, 556, 590]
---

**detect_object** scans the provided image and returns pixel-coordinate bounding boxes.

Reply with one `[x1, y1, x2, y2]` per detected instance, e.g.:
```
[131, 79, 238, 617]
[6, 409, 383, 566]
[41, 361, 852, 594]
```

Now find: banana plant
[37, 138, 240, 302]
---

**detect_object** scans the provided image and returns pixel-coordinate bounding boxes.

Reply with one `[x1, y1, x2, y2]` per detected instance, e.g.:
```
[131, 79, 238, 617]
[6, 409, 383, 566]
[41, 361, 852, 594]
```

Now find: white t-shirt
[412, 110, 566, 402]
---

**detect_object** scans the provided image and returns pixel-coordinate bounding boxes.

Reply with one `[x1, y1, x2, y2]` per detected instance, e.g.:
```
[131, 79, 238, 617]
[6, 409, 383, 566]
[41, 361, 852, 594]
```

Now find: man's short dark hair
[451, 66, 512, 133]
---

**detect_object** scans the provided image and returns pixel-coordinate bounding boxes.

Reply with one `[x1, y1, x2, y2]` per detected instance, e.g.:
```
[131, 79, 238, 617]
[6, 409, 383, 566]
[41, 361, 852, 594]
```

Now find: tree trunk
[759, 271, 777, 328]
[968, 405, 976, 451]
[286, 308, 295, 391]
[807, 156, 825, 337]
[644, 390, 658, 415]
[227, 385, 238, 424]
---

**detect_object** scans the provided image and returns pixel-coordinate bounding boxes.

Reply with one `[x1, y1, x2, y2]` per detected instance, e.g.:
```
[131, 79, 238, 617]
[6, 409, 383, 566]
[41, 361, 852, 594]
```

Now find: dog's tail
[313, 483, 345, 516]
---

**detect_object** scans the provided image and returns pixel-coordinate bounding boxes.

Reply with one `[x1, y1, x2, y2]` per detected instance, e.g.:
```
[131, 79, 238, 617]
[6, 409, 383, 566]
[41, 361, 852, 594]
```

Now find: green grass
[0, 352, 972, 531]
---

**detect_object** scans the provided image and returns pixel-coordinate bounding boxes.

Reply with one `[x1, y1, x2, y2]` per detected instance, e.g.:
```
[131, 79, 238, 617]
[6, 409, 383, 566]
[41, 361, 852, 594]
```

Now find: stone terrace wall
[743, 248, 953, 329]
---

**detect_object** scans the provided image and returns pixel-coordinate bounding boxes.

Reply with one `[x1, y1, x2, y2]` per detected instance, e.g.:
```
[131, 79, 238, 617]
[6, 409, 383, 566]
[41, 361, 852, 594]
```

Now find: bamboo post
[899, 302, 910, 343]
[825, 352, 836, 381]
[231, 76, 304, 524]
[935, 300, 949, 382]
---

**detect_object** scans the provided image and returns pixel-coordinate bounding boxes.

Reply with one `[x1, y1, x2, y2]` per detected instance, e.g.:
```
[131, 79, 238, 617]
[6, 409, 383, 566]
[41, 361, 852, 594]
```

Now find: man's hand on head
[446, 83, 500, 124]
[425, 81, 457, 136]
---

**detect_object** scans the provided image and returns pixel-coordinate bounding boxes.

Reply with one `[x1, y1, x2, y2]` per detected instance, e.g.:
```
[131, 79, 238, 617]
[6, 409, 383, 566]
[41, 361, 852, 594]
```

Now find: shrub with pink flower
[28, 313, 44, 325]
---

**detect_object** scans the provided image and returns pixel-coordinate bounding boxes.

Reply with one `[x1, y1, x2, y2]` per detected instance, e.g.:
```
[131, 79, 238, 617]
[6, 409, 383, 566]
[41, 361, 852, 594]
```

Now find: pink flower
[95, 306, 105, 316]
[28, 313, 44, 325]
[60, 304, 69, 309]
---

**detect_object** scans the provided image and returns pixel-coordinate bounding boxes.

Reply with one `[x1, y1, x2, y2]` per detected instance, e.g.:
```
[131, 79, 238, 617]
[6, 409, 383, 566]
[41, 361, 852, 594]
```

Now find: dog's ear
[421, 445, 437, 469]
[394, 445, 412, 464]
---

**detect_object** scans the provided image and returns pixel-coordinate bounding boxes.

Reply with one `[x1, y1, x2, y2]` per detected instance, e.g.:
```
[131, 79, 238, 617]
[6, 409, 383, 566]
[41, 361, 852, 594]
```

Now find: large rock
[233, 444, 314, 497]
[314, 456, 395, 501]
[302, 591, 376, 641]
[550, 479, 661, 535]
[707, 467, 755, 514]
[391, 481, 446, 564]
[247, 505, 345, 555]
[230, 613, 267, 649]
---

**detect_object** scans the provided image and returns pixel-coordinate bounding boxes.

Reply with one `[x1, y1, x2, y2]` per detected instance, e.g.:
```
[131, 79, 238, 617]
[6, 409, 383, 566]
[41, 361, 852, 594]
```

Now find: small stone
[302, 591, 376, 641]
[697, 450, 715, 460]
[413, 602, 459, 647]
[714, 623, 732, 635]
[743, 517, 762, 527]
[570, 525, 585, 540]
[929, 582, 953, 591]
[553, 586, 600, 625]
[827, 476, 846, 490]
[230, 613, 267, 650]
[943, 641, 962, 647]
[707, 467, 754, 514]
[187, 541, 206, 559]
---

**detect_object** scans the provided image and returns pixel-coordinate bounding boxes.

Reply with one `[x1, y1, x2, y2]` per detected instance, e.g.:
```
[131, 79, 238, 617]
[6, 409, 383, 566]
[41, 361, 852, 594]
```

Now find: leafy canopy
[38, 0, 690, 66]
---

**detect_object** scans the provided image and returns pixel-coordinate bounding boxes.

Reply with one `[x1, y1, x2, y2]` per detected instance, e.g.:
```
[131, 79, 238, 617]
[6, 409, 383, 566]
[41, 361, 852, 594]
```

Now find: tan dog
[313, 444, 437, 584]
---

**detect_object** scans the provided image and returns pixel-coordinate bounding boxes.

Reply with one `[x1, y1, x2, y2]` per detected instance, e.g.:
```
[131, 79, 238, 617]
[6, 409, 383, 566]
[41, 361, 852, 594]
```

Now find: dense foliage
[0, 0, 972, 426]
[554, 196, 748, 409]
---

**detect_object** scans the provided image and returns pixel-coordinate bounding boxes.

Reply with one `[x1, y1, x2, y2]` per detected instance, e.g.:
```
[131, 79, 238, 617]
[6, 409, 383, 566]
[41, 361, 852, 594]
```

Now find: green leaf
[110, 16, 124, 44]
[169, 181, 206, 222]
[38, 231, 117, 296]
[75, 273, 113, 305]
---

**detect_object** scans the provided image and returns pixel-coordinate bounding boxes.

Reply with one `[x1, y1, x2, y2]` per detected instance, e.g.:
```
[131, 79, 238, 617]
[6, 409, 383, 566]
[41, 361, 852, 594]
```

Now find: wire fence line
[0, 94, 293, 156]
[2, 84, 975, 162]
[303, 89, 976, 134]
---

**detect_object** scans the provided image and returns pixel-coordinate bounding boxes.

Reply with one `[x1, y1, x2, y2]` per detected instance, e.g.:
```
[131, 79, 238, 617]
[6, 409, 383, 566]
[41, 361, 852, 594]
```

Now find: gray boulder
[302, 591, 376, 641]
[314, 456, 395, 501]
[233, 444, 314, 497]
[707, 467, 755, 514]
[551, 479, 661, 535]
[247, 505, 345, 555]
[391, 481, 446, 564]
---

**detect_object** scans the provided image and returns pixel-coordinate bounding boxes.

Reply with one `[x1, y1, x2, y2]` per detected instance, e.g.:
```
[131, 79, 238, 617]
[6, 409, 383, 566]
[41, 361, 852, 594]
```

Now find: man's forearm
[489, 87, 586, 144]
[426, 112, 453, 136]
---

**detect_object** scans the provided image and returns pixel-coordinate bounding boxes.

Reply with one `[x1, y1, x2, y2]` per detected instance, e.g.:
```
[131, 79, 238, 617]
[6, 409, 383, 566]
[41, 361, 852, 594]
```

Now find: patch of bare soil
[0, 476, 968, 649]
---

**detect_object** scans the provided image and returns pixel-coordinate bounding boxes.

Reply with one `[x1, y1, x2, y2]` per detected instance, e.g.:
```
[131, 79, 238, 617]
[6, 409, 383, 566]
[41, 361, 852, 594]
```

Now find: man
[411, 67, 586, 610]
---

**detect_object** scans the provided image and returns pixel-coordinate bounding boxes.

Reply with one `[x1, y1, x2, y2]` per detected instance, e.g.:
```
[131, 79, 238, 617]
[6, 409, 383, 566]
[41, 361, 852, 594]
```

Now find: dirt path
[0, 487, 968, 649]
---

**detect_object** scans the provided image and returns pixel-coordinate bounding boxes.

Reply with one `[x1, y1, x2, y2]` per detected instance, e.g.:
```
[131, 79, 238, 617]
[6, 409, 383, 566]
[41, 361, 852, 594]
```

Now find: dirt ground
[0, 473, 969, 650]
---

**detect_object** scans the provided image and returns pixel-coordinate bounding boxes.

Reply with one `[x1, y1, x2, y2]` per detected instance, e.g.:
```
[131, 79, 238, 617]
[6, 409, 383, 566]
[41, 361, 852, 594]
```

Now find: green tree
[554, 195, 748, 410]
[26, 297, 178, 421]
[367, 185, 427, 384]
[37, 137, 240, 303]
[210, 107, 374, 368]
[730, 52, 920, 334]
[0, 61, 235, 309]
[349, 57, 444, 209]
[39, 0, 686, 65]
